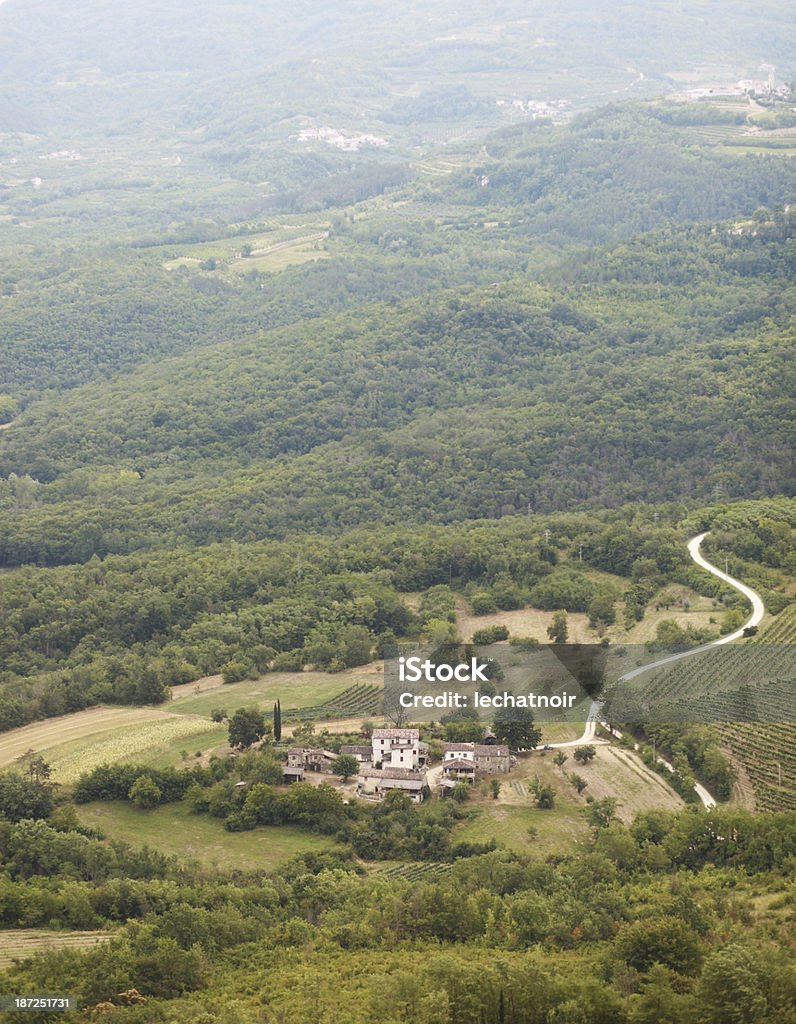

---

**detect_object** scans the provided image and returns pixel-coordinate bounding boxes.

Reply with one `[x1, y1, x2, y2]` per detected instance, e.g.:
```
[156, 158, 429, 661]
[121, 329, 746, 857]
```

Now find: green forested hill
[0, 108, 792, 598]
[3, 106, 794, 401]
[1, 801, 795, 1021]
[0, 499, 792, 731]
[0, 219, 792, 565]
[443, 107, 796, 240]
[0, 250, 449, 399]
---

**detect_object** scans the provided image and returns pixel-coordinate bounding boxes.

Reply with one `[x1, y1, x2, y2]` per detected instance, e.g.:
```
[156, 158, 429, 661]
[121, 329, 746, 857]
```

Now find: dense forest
[0, 95, 793, 774]
[0, 225, 793, 564]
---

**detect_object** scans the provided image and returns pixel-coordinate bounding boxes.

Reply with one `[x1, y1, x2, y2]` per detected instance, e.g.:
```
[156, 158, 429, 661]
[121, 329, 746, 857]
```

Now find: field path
[247, 232, 327, 258]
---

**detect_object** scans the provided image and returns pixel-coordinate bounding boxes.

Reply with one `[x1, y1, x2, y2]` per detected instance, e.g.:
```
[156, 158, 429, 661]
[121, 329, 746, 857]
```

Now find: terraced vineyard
[286, 683, 383, 722]
[655, 678, 794, 726]
[756, 605, 796, 643]
[628, 642, 794, 707]
[715, 608, 796, 811]
[376, 862, 452, 883]
[684, 124, 749, 144]
[716, 722, 796, 812]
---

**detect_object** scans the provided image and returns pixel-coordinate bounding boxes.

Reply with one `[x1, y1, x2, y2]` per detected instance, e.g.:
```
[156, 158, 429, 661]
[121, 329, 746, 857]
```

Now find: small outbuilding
[357, 766, 426, 802]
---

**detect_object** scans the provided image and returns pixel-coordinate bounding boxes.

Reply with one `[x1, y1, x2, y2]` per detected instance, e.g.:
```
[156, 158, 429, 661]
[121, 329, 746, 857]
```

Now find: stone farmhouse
[440, 757, 475, 785]
[282, 763, 304, 784]
[286, 747, 337, 773]
[339, 744, 372, 766]
[358, 766, 426, 803]
[354, 727, 431, 801]
[441, 742, 512, 786]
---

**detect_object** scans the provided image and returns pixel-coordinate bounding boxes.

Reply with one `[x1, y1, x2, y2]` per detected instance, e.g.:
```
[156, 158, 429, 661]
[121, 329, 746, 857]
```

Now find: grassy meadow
[168, 667, 382, 720]
[76, 800, 343, 872]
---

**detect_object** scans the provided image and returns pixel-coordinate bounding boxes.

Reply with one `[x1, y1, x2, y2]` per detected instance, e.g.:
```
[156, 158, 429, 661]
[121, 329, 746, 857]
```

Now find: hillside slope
[0, 219, 792, 565]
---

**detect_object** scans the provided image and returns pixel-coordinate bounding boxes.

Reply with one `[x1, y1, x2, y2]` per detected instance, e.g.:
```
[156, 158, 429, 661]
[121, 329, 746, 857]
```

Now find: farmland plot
[0, 707, 180, 771]
[0, 930, 112, 969]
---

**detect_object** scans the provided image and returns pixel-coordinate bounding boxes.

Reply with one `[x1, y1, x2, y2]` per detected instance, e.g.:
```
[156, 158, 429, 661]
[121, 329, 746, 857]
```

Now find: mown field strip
[577, 746, 684, 818]
[0, 930, 113, 969]
[609, 747, 683, 800]
[0, 706, 181, 769]
[44, 716, 220, 783]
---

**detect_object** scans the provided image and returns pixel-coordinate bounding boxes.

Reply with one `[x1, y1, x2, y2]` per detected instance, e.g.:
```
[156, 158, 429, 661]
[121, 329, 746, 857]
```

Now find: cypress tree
[273, 699, 282, 741]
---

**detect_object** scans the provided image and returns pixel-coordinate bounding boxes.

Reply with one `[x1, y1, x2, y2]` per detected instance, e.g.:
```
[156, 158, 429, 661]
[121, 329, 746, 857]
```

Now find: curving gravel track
[548, 531, 765, 809]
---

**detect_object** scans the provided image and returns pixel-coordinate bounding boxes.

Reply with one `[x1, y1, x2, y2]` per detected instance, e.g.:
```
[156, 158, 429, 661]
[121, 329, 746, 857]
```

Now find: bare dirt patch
[727, 747, 757, 810]
[457, 605, 595, 643]
[571, 745, 684, 821]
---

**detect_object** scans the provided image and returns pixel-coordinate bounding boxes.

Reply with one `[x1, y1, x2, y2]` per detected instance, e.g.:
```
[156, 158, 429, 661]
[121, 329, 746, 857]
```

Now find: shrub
[472, 625, 510, 644]
[129, 775, 162, 809]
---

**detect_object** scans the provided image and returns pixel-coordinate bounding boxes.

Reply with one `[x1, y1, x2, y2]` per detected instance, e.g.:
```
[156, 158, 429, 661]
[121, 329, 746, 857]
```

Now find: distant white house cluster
[289, 126, 388, 151]
[675, 64, 789, 102]
[496, 97, 569, 121]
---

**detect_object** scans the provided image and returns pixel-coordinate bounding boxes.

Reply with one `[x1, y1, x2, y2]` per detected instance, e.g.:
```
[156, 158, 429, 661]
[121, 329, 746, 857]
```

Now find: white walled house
[371, 728, 426, 770]
[442, 742, 511, 775]
[442, 743, 476, 764]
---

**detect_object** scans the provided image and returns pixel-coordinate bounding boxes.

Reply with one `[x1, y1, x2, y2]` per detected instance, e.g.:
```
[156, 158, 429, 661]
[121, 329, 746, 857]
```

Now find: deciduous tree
[332, 754, 359, 782]
[228, 707, 267, 749]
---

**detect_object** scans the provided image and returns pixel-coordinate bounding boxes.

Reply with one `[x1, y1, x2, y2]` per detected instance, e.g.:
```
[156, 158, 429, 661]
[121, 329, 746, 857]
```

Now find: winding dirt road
[550, 530, 765, 809]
